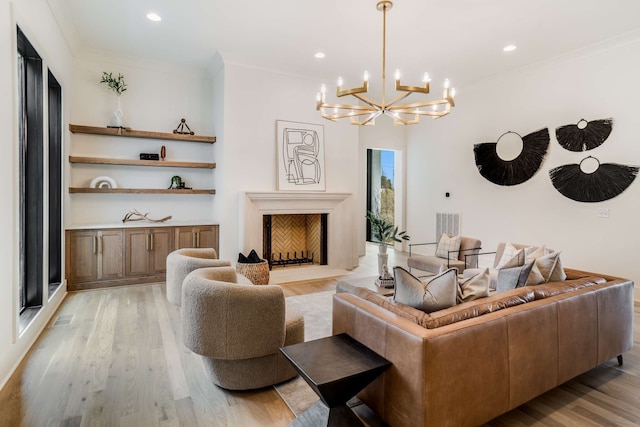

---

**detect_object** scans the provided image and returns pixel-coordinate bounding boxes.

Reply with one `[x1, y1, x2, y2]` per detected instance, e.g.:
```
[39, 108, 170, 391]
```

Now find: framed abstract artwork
[276, 120, 326, 191]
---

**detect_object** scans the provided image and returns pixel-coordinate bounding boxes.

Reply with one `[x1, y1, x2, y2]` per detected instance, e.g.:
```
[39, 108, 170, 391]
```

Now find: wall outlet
[597, 208, 609, 218]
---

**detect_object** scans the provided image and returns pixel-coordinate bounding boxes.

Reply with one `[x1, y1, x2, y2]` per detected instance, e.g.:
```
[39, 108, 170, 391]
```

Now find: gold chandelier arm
[352, 110, 383, 126]
[384, 91, 412, 108]
[350, 93, 383, 109]
[337, 82, 369, 97]
[396, 81, 430, 94]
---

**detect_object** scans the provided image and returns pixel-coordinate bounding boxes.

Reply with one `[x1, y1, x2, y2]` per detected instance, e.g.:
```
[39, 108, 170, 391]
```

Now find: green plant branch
[100, 72, 127, 95]
[366, 210, 410, 245]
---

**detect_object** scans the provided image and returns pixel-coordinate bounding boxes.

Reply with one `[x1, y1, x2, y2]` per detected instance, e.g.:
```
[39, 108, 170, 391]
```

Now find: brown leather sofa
[332, 268, 634, 427]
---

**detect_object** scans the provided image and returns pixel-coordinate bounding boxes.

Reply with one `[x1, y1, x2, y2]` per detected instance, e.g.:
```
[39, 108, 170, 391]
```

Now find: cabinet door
[66, 230, 98, 283]
[99, 230, 124, 280]
[124, 229, 150, 277]
[196, 226, 219, 253]
[149, 228, 173, 275]
[175, 227, 197, 249]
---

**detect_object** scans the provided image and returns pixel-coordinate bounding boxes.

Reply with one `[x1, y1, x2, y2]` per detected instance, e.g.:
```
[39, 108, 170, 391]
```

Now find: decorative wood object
[474, 128, 550, 186]
[173, 118, 195, 135]
[122, 209, 172, 223]
[549, 156, 638, 202]
[556, 118, 613, 152]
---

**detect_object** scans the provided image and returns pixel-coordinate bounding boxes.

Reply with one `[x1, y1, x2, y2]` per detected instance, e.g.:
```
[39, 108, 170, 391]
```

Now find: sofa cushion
[435, 234, 461, 260]
[424, 287, 536, 329]
[394, 266, 458, 313]
[496, 261, 534, 292]
[457, 268, 490, 303]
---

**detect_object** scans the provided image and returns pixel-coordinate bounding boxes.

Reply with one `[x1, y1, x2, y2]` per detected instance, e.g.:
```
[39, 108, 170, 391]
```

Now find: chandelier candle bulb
[423, 72, 430, 83]
[363, 71, 369, 82]
[444, 79, 450, 88]
[337, 76, 343, 89]
[394, 69, 401, 81]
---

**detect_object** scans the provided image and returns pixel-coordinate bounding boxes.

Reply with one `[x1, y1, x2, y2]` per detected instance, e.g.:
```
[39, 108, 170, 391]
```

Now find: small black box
[140, 153, 160, 160]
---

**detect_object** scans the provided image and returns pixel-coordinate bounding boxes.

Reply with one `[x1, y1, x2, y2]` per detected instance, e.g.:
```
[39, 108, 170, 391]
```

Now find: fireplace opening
[263, 214, 328, 269]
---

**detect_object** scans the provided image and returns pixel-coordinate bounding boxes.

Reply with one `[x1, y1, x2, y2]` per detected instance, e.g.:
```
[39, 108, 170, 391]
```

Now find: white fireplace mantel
[240, 192, 357, 270]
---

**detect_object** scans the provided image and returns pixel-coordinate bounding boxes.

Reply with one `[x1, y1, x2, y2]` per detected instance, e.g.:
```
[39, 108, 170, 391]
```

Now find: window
[17, 27, 44, 315]
[366, 149, 396, 242]
[48, 70, 63, 297]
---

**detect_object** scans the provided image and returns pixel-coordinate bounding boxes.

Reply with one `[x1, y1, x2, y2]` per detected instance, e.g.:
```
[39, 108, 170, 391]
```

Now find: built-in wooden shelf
[69, 124, 216, 144]
[69, 156, 216, 169]
[69, 188, 216, 195]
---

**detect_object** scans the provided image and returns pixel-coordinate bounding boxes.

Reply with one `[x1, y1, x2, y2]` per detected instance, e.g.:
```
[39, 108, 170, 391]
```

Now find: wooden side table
[280, 333, 391, 426]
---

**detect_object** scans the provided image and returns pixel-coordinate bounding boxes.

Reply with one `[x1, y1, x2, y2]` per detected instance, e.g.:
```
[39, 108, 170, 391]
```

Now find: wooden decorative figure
[173, 118, 195, 135]
[474, 128, 550, 186]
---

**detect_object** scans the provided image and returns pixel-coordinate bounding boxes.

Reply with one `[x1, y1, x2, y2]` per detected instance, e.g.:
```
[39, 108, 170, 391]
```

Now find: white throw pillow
[435, 234, 461, 261]
[535, 251, 566, 282]
[496, 243, 524, 269]
[394, 266, 458, 313]
[457, 268, 490, 303]
[525, 245, 550, 262]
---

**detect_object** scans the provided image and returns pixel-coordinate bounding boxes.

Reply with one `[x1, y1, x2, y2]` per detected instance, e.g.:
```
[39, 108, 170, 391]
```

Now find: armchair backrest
[181, 267, 286, 360]
[458, 236, 482, 268]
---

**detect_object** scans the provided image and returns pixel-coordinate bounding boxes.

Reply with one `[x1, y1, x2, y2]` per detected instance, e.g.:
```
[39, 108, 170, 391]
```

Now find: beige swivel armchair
[407, 236, 482, 275]
[166, 248, 230, 306]
[181, 266, 304, 390]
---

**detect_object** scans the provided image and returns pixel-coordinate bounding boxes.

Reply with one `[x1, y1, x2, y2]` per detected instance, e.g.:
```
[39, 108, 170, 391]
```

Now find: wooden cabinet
[175, 225, 219, 253]
[66, 223, 216, 290]
[65, 229, 124, 285]
[124, 227, 174, 277]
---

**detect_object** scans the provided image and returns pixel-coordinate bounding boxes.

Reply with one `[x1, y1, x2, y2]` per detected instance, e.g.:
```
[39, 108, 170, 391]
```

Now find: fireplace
[240, 192, 357, 272]
[263, 214, 328, 268]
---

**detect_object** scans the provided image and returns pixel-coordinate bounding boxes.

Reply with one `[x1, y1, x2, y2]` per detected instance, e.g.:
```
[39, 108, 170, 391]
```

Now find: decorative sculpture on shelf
[122, 209, 172, 223]
[173, 118, 195, 135]
[100, 72, 127, 128]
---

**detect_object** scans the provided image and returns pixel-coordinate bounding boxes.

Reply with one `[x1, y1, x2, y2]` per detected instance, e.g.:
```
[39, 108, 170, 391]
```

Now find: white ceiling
[47, 0, 640, 89]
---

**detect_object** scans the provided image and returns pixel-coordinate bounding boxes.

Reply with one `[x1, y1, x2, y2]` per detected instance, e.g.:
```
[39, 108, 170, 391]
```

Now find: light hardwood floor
[1, 244, 639, 427]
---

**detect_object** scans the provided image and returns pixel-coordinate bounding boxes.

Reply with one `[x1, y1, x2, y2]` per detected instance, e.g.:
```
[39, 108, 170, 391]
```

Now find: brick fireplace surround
[240, 192, 358, 271]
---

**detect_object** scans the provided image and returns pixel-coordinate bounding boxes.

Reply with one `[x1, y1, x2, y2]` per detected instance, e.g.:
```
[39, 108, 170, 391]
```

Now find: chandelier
[316, 1, 456, 126]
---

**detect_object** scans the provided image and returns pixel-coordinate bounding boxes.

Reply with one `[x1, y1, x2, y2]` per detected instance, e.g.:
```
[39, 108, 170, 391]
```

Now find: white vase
[112, 95, 123, 127]
[378, 244, 387, 254]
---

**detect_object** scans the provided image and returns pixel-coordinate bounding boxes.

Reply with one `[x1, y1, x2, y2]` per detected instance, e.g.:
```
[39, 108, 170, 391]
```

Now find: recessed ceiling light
[146, 12, 162, 22]
[503, 44, 517, 52]
[314, 52, 326, 59]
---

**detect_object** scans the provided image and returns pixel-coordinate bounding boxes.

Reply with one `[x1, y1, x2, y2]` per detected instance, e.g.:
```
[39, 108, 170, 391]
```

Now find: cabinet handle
[93, 235, 97, 254]
[196, 231, 200, 248]
[150, 234, 154, 251]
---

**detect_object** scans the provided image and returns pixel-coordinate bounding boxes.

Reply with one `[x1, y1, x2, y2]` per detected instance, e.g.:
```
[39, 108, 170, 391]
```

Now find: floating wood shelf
[69, 124, 216, 144]
[69, 188, 216, 195]
[69, 156, 216, 169]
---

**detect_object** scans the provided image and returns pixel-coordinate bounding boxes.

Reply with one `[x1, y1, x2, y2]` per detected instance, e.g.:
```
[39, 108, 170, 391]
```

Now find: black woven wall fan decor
[555, 118, 613, 152]
[473, 128, 550, 186]
[549, 156, 639, 202]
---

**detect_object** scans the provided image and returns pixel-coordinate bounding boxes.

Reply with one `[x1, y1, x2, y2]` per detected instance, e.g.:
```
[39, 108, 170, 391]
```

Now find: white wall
[406, 33, 640, 300]
[0, 0, 73, 388]
[213, 61, 360, 261]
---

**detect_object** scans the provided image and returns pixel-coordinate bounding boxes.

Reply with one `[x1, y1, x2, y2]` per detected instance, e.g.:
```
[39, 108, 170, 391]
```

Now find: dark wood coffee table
[280, 333, 391, 427]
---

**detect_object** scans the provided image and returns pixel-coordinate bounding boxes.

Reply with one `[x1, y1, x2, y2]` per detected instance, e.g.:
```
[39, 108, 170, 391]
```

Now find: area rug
[275, 290, 334, 415]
